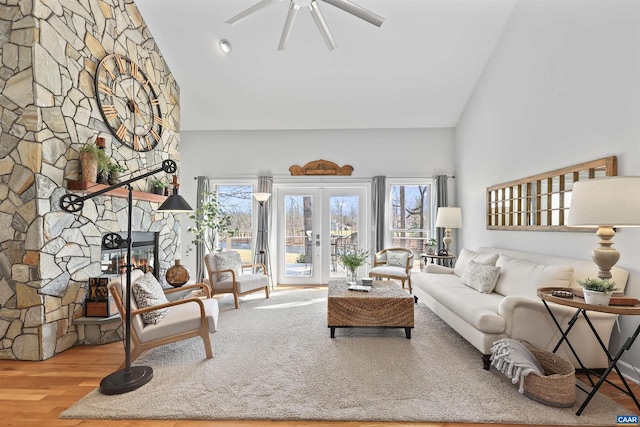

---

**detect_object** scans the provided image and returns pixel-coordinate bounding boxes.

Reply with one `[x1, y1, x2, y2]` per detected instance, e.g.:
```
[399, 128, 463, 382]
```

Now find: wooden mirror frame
[486, 156, 617, 231]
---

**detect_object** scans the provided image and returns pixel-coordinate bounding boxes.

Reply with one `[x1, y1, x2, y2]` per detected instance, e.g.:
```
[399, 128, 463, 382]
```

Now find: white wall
[456, 0, 640, 373]
[179, 128, 455, 275]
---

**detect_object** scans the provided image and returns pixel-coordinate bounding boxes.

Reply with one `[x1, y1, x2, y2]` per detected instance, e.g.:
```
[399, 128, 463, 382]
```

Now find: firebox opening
[100, 232, 160, 279]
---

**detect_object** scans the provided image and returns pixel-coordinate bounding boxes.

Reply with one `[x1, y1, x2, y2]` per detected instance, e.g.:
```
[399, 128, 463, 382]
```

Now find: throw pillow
[213, 251, 243, 282]
[461, 260, 501, 293]
[454, 248, 500, 277]
[132, 272, 169, 324]
[387, 251, 409, 268]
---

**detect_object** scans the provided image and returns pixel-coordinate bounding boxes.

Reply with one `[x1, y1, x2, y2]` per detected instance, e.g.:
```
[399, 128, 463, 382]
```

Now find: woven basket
[521, 341, 576, 407]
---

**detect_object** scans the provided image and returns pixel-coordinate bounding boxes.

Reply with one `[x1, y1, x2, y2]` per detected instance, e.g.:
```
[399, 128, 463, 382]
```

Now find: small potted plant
[107, 163, 126, 185]
[425, 238, 438, 255]
[578, 277, 617, 306]
[151, 179, 167, 195]
[339, 247, 370, 284]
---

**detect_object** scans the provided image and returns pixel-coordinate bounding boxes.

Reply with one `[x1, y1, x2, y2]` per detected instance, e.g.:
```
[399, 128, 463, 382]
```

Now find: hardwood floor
[2, 340, 639, 427]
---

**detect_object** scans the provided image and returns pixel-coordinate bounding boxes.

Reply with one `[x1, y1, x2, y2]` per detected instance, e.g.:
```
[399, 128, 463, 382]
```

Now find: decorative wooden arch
[289, 159, 353, 176]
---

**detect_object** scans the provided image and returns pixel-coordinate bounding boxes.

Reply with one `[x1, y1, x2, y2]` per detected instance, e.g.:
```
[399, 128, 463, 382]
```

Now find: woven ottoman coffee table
[327, 279, 414, 339]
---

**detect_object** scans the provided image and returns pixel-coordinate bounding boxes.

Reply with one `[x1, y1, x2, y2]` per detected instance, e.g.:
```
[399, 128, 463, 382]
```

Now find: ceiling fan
[226, 0, 385, 51]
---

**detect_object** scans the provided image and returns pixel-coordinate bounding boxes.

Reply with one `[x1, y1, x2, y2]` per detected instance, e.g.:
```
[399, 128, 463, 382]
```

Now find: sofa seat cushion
[494, 254, 574, 298]
[416, 276, 505, 334]
[370, 265, 409, 278]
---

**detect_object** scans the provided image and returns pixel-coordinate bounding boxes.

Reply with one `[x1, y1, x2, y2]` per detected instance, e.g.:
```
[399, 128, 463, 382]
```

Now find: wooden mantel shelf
[67, 180, 167, 203]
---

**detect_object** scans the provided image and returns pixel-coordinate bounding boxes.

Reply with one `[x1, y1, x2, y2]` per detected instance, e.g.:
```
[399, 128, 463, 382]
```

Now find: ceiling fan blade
[321, 0, 384, 27]
[309, 0, 336, 51]
[278, 2, 300, 50]
[226, 0, 282, 25]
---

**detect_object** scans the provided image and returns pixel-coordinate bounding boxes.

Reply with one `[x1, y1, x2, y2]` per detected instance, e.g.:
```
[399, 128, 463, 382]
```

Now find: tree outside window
[389, 184, 432, 258]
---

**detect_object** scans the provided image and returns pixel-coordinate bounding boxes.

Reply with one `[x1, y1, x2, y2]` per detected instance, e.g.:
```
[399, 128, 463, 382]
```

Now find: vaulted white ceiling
[134, 0, 517, 131]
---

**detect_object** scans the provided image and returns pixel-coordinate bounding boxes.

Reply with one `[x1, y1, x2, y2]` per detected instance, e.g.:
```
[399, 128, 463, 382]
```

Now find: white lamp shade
[253, 192, 271, 203]
[436, 207, 462, 228]
[567, 177, 640, 227]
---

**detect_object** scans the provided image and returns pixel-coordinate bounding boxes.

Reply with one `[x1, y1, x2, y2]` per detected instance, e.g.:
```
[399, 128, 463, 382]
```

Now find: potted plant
[187, 191, 238, 254]
[339, 247, 370, 284]
[151, 179, 167, 195]
[578, 277, 617, 306]
[107, 163, 126, 185]
[425, 238, 438, 255]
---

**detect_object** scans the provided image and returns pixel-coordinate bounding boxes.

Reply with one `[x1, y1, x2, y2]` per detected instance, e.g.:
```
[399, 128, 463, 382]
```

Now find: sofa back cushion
[494, 254, 574, 298]
[454, 248, 499, 277]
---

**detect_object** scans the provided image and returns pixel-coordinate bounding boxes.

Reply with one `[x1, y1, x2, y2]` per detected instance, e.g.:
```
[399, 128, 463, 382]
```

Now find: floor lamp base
[99, 366, 154, 395]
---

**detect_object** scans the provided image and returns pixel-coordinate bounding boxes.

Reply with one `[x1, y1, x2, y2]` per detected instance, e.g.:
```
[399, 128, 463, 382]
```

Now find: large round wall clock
[94, 54, 165, 152]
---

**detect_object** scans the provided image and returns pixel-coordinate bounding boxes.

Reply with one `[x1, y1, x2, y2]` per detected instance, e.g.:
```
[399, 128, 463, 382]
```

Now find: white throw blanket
[490, 339, 545, 393]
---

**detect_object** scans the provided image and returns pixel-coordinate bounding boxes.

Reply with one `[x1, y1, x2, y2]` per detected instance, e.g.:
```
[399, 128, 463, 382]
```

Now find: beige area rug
[61, 288, 630, 425]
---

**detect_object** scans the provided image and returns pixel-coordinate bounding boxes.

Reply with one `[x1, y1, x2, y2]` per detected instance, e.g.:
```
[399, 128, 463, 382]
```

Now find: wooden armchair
[107, 269, 219, 368]
[204, 251, 270, 309]
[369, 247, 414, 293]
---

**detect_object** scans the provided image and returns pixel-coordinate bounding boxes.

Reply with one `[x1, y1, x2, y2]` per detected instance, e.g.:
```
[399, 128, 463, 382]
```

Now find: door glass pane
[329, 195, 359, 279]
[284, 195, 314, 278]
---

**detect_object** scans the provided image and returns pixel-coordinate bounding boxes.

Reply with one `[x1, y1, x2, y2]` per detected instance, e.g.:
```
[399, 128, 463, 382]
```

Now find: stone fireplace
[0, 0, 182, 360]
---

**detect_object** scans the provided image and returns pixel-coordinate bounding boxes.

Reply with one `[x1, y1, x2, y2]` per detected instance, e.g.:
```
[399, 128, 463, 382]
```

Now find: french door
[275, 185, 368, 285]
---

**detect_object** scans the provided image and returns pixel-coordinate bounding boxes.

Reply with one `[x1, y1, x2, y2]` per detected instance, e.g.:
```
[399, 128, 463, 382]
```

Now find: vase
[108, 171, 120, 185]
[165, 259, 190, 287]
[80, 151, 97, 183]
[347, 267, 358, 285]
[582, 289, 611, 306]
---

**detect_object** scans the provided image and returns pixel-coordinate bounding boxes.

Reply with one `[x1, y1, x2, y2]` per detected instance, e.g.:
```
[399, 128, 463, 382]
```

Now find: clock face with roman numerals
[94, 54, 166, 152]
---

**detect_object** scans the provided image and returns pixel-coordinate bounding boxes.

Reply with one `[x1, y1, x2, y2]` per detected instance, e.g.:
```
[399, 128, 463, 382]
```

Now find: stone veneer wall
[0, 0, 182, 360]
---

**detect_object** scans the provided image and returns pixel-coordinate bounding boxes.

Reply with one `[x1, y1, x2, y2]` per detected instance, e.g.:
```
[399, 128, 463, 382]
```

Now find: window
[486, 157, 617, 231]
[215, 184, 254, 262]
[388, 181, 432, 256]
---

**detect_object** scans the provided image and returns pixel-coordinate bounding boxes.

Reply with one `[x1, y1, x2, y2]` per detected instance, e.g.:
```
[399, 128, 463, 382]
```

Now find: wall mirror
[486, 156, 617, 231]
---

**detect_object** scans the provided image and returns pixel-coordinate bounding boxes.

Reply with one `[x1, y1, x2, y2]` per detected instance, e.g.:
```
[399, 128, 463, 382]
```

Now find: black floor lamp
[253, 192, 272, 289]
[59, 159, 192, 395]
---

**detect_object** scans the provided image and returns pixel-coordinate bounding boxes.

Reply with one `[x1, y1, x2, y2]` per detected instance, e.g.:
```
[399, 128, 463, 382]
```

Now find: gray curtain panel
[372, 175, 386, 253]
[434, 175, 448, 252]
[254, 176, 273, 286]
[195, 176, 210, 282]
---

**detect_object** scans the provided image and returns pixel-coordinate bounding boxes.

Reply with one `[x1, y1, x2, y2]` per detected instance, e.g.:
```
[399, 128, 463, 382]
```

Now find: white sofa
[412, 247, 629, 369]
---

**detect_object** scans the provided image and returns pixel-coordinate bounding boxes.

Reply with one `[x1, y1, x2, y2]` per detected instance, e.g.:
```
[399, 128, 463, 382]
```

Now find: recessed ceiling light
[219, 39, 232, 54]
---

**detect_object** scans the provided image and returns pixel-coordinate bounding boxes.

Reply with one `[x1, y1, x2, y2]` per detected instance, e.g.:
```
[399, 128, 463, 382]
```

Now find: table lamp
[435, 207, 462, 255]
[567, 176, 640, 280]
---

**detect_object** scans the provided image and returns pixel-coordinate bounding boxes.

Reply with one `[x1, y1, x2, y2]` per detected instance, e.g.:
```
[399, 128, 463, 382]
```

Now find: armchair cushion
[213, 252, 242, 282]
[215, 273, 269, 293]
[387, 251, 409, 268]
[132, 272, 169, 324]
[369, 265, 410, 279]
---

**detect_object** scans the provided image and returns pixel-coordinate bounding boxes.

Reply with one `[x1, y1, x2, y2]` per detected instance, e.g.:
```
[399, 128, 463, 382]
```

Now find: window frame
[386, 178, 434, 250]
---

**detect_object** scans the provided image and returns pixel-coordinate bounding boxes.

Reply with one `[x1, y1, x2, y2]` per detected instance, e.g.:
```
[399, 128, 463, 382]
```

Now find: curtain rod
[194, 174, 456, 181]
